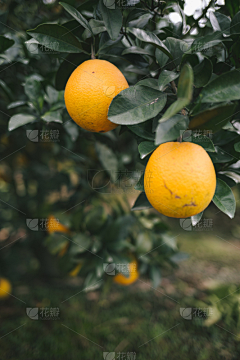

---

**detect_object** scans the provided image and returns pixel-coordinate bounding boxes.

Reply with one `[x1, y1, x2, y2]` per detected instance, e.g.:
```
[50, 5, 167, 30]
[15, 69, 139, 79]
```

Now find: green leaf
[7, 101, 27, 109]
[137, 78, 159, 90]
[215, 12, 230, 36]
[134, 173, 144, 191]
[149, 265, 161, 288]
[155, 48, 168, 67]
[200, 70, 240, 103]
[95, 142, 118, 182]
[63, 120, 79, 141]
[158, 70, 179, 91]
[60, 2, 93, 34]
[155, 115, 189, 145]
[108, 85, 167, 125]
[191, 212, 203, 226]
[193, 58, 212, 88]
[164, 37, 189, 66]
[41, 110, 63, 123]
[131, 192, 153, 211]
[45, 234, 68, 255]
[82, 19, 106, 40]
[209, 146, 235, 163]
[126, 8, 147, 24]
[127, 27, 172, 58]
[159, 64, 193, 123]
[189, 103, 237, 132]
[8, 114, 36, 131]
[24, 78, 43, 111]
[27, 24, 86, 53]
[138, 141, 157, 159]
[234, 141, 240, 152]
[69, 234, 91, 255]
[55, 53, 89, 91]
[230, 11, 240, 35]
[0, 35, 14, 53]
[99, 0, 122, 40]
[189, 31, 224, 53]
[122, 46, 154, 56]
[136, 232, 152, 254]
[209, 12, 221, 31]
[213, 178, 236, 218]
[128, 120, 155, 141]
[191, 135, 215, 152]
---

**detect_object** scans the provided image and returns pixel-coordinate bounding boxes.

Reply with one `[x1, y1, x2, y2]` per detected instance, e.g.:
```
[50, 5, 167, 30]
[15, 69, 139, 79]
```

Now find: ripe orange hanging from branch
[144, 142, 216, 218]
[64, 59, 129, 133]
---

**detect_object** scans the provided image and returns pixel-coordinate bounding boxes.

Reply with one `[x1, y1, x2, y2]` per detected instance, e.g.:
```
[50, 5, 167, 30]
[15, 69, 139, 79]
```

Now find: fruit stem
[91, 43, 96, 59]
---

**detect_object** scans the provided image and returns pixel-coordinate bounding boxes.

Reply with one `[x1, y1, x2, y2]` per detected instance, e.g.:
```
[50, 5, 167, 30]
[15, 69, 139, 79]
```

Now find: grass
[2, 206, 240, 359]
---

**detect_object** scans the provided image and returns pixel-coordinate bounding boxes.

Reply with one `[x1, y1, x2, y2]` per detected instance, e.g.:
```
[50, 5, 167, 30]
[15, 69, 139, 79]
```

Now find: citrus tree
[0, 0, 240, 292]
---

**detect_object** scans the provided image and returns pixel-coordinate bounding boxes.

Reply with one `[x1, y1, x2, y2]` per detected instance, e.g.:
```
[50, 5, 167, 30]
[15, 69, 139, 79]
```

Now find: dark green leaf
[150, 265, 161, 288]
[189, 103, 237, 132]
[155, 115, 189, 145]
[234, 141, 240, 152]
[159, 64, 193, 123]
[213, 178, 236, 218]
[191, 212, 203, 226]
[8, 114, 36, 131]
[55, 53, 89, 91]
[209, 146, 235, 163]
[189, 31, 224, 53]
[164, 37, 189, 66]
[108, 85, 167, 125]
[134, 173, 144, 191]
[95, 142, 118, 182]
[128, 120, 155, 141]
[131, 192, 153, 211]
[155, 48, 168, 67]
[0, 35, 14, 53]
[27, 24, 86, 53]
[60, 2, 93, 34]
[99, 0, 122, 40]
[193, 58, 212, 88]
[230, 11, 240, 35]
[69, 234, 91, 255]
[122, 46, 153, 56]
[138, 141, 157, 159]
[137, 78, 159, 90]
[41, 110, 63, 123]
[200, 70, 240, 103]
[215, 12, 231, 36]
[127, 27, 172, 58]
[158, 70, 179, 91]
[191, 135, 215, 152]
[82, 19, 106, 39]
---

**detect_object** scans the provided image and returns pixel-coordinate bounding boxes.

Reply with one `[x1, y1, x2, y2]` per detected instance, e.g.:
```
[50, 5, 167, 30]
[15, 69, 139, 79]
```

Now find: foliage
[1, 0, 240, 290]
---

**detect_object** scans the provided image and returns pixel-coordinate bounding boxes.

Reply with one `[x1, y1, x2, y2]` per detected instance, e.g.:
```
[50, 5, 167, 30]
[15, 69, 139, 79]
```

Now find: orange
[114, 260, 139, 286]
[64, 59, 129, 133]
[144, 142, 216, 218]
[47, 215, 70, 234]
[0, 278, 11, 299]
[69, 263, 82, 277]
